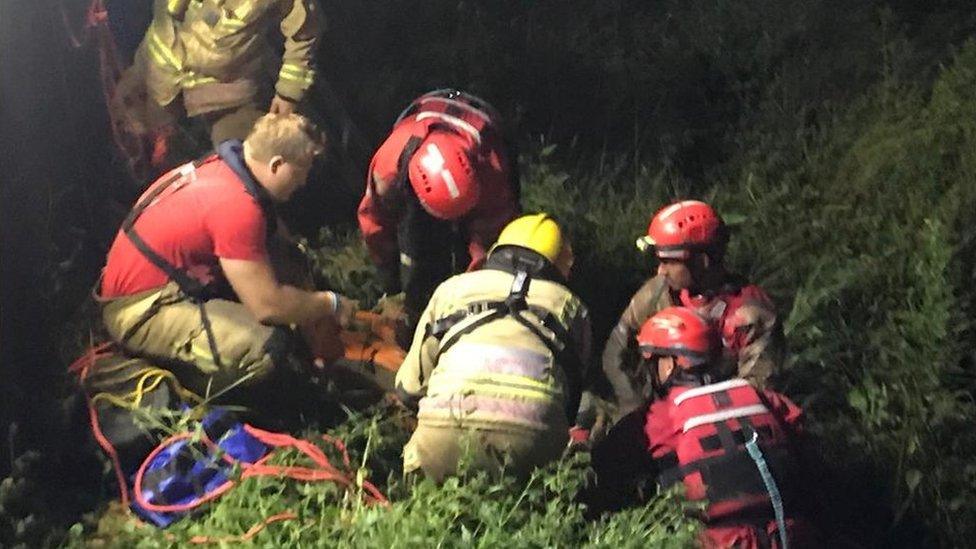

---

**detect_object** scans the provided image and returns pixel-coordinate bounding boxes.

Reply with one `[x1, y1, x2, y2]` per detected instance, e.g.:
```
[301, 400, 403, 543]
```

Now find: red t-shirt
[101, 157, 269, 298]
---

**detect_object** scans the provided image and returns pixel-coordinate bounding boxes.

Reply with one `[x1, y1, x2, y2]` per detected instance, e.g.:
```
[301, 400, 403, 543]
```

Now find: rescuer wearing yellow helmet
[395, 213, 591, 481]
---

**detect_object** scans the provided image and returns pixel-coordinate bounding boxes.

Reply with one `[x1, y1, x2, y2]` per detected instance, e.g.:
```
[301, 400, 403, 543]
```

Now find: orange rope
[60, 0, 148, 178]
[132, 422, 389, 514]
[186, 511, 299, 544]
[70, 343, 132, 507]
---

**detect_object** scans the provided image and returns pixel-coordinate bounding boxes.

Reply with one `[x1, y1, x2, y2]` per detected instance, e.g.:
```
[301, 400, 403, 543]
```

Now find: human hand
[331, 293, 359, 328]
[375, 292, 406, 322]
[301, 315, 342, 369]
[567, 426, 592, 453]
[269, 95, 297, 115]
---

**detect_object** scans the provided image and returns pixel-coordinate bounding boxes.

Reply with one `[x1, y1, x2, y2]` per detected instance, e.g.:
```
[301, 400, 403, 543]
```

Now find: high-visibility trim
[166, 0, 189, 17]
[438, 342, 550, 379]
[673, 379, 752, 406]
[278, 72, 315, 86]
[432, 369, 554, 392]
[430, 379, 556, 401]
[418, 96, 492, 124]
[183, 73, 219, 87]
[148, 28, 183, 72]
[418, 393, 555, 428]
[279, 63, 315, 85]
[682, 404, 769, 433]
[190, 335, 219, 374]
[220, 17, 248, 31]
[415, 112, 482, 144]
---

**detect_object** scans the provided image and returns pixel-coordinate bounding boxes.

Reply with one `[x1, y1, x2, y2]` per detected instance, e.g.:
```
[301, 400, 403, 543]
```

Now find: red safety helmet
[637, 306, 717, 368]
[636, 200, 726, 260]
[407, 130, 480, 220]
[395, 88, 502, 130]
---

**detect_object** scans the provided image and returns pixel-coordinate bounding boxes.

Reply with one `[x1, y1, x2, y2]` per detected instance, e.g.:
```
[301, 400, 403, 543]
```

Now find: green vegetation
[4, 2, 976, 547]
[65, 409, 698, 548]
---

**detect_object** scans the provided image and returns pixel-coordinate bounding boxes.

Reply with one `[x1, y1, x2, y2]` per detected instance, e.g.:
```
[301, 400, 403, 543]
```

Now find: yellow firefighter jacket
[138, 0, 323, 115]
[396, 257, 591, 436]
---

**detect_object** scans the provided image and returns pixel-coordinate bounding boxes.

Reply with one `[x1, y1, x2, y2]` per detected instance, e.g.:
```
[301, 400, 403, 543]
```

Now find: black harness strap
[393, 135, 424, 195]
[120, 158, 224, 369]
[424, 266, 585, 422]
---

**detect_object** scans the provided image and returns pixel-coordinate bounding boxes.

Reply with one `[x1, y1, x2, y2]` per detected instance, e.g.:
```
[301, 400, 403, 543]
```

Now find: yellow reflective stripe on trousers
[220, 16, 248, 31]
[189, 334, 219, 375]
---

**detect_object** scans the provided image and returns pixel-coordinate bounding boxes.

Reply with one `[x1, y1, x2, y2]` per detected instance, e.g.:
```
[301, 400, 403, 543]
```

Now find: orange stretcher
[335, 311, 406, 392]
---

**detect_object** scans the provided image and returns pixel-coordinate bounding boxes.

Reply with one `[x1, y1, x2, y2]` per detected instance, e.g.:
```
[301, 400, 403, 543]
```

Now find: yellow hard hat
[492, 213, 564, 263]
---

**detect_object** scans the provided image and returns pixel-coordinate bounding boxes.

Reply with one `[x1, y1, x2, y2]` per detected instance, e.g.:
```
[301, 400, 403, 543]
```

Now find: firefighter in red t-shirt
[590, 307, 819, 548]
[357, 89, 519, 343]
[98, 113, 357, 399]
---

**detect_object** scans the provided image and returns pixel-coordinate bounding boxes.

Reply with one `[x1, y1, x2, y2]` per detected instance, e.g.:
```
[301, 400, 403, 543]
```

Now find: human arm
[393, 287, 443, 409]
[220, 256, 353, 325]
[726, 286, 783, 390]
[275, 0, 324, 104]
[601, 276, 672, 417]
[358, 170, 403, 293]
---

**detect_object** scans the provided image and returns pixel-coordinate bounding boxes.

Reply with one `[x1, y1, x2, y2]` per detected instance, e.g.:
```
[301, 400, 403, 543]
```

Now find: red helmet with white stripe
[637, 306, 717, 368]
[636, 200, 726, 260]
[407, 130, 480, 220]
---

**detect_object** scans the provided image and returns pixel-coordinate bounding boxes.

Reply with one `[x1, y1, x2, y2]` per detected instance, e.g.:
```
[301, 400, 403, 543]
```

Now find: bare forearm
[253, 285, 335, 325]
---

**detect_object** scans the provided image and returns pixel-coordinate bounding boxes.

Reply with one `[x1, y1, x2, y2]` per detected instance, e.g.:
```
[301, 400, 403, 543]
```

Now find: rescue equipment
[636, 200, 727, 259]
[637, 306, 716, 368]
[337, 311, 407, 392]
[491, 213, 565, 264]
[131, 407, 388, 527]
[386, 89, 505, 220]
[652, 378, 798, 542]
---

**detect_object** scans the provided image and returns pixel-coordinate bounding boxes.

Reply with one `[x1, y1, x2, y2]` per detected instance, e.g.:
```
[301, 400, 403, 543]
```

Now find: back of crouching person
[394, 213, 591, 481]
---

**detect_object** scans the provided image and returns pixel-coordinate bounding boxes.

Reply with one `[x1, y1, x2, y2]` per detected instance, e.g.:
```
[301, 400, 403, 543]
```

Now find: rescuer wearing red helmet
[589, 307, 818, 548]
[357, 89, 519, 342]
[595, 200, 783, 423]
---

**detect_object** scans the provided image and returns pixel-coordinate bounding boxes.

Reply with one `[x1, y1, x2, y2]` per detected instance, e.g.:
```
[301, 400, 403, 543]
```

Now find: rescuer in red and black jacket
[589, 307, 819, 548]
[577, 201, 784, 436]
[357, 89, 520, 343]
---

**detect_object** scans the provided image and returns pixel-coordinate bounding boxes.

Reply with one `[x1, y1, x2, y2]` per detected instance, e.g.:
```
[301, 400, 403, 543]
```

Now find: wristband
[326, 291, 339, 315]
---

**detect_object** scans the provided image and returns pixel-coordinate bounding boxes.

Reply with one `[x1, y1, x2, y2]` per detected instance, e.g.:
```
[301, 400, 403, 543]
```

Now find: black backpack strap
[534, 309, 585, 423]
[393, 135, 424, 194]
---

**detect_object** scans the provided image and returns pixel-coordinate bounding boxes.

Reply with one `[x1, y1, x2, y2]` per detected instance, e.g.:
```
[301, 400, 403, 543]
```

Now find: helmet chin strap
[653, 362, 713, 397]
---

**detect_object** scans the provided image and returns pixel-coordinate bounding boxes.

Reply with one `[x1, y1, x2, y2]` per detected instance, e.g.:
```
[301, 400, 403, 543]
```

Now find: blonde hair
[243, 113, 326, 163]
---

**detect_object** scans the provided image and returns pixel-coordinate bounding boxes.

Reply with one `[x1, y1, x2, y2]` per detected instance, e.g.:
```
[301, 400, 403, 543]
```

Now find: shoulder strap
[120, 157, 224, 368]
[426, 268, 585, 422]
[122, 159, 210, 298]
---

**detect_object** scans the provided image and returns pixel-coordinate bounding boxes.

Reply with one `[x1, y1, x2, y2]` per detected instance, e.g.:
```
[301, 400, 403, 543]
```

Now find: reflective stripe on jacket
[396, 268, 590, 433]
[139, 0, 323, 112]
[646, 380, 805, 539]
